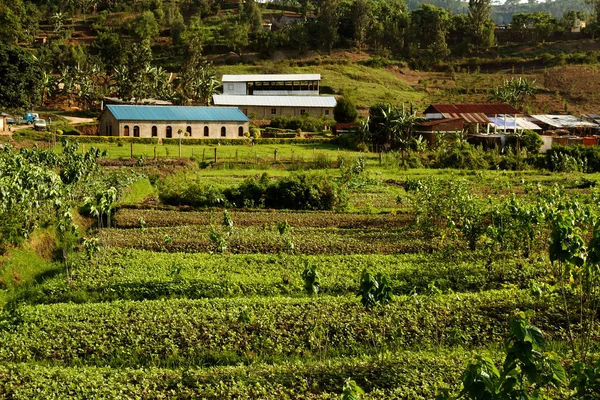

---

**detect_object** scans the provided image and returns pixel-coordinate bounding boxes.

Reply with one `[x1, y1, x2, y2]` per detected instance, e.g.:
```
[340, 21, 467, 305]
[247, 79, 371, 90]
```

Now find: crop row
[113, 209, 412, 229]
[0, 290, 571, 368]
[0, 349, 495, 400]
[28, 249, 547, 304]
[98, 226, 439, 254]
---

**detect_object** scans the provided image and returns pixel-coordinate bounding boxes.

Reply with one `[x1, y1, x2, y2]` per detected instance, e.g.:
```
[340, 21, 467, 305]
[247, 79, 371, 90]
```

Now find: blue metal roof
[106, 105, 250, 122]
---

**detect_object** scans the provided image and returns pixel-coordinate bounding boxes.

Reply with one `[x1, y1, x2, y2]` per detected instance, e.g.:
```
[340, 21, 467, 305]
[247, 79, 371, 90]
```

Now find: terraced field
[2, 163, 599, 399]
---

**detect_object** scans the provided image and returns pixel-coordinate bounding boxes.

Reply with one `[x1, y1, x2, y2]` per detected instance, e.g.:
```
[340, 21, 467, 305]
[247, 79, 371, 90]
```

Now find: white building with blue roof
[99, 105, 250, 139]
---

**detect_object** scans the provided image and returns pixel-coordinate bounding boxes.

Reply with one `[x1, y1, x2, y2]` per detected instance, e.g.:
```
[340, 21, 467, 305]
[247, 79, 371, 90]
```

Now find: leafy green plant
[438, 312, 566, 400]
[208, 210, 234, 254]
[549, 209, 600, 363]
[301, 264, 320, 295]
[341, 379, 364, 400]
[358, 270, 393, 309]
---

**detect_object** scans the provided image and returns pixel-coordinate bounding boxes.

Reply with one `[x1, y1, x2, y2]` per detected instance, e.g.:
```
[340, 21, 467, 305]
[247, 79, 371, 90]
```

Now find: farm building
[212, 95, 336, 119]
[99, 105, 250, 139]
[222, 74, 321, 96]
[424, 104, 520, 122]
[530, 115, 598, 134]
[216, 73, 337, 120]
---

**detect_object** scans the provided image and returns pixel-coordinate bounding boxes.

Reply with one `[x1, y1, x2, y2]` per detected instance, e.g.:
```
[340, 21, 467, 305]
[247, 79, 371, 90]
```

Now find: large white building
[214, 74, 336, 119]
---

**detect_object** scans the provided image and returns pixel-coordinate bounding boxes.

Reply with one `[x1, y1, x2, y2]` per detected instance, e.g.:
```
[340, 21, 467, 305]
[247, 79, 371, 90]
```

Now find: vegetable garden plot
[114, 209, 413, 229]
[98, 226, 439, 254]
[0, 349, 493, 400]
[0, 290, 575, 368]
[28, 249, 546, 304]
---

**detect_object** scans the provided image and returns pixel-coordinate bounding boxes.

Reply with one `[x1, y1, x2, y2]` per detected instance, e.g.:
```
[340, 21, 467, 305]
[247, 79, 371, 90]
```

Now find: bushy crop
[24, 249, 546, 304]
[114, 209, 411, 229]
[0, 290, 571, 368]
[0, 349, 481, 399]
[98, 225, 437, 254]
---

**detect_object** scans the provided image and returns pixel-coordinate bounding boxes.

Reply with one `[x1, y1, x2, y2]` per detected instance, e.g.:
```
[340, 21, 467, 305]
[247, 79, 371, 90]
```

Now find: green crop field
[1, 142, 600, 399]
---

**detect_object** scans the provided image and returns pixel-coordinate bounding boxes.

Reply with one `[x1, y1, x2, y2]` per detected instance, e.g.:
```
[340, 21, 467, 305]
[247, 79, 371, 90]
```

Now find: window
[238, 126, 244, 137]
[133, 126, 140, 137]
[324, 109, 330, 116]
[271, 108, 277, 115]
[300, 109, 306, 115]
[123, 125, 129, 136]
[204, 126, 209, 137]
[186, 126, 192, 137]
[220, 126, 226, 137]
[151, 126, 157, 137]
[166, 126, 172, 138]
[242, 109, 248, 115]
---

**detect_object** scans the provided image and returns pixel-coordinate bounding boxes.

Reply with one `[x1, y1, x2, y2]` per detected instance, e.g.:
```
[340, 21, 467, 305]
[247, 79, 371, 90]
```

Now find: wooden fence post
[154, 146, 157, 159]
[130, 142, 133, 159]
[202, 148, 205, 162]
[291, 149, 294, 162]
[214, 147, 217, 163]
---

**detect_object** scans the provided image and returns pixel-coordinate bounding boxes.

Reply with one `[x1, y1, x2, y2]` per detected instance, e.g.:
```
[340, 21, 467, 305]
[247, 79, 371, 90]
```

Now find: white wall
[223, 82, 248, 95]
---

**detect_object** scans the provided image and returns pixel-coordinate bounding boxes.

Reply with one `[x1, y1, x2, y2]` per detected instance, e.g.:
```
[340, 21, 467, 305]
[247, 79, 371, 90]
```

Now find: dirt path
[63, 116, 94, 124]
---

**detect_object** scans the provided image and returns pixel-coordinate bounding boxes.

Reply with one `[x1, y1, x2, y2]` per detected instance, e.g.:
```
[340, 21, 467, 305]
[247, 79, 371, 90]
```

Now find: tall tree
[409, 4, 450, 63]
[222, 22, 249, 54]
[240, 0, 263, 33]
[132, 10, 160, 42]
[316, 0, 340, 53]
[467, 0, 495, 51]
[0, 43, 43, 112]
[351, 0, 372, 49]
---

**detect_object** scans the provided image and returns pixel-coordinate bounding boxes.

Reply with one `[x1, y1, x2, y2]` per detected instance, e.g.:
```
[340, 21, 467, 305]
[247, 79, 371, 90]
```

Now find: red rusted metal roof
[418, 117, 463, 127]
[424, 104, 519, 115]
[442, 112, 490, 124]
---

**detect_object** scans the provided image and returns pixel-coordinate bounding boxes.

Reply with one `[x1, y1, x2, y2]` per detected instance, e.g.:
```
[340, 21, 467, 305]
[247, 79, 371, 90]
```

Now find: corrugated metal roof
[418, 117, 463, 127]
[425, 104, 519, 115]
[213, 95, 336, 107]
[106, 105, 250, 122]
[489, 116, 542, 130]
[222, 74, 321, 82]
[441, 112, 490, 124]
[530, 115, 598, 129]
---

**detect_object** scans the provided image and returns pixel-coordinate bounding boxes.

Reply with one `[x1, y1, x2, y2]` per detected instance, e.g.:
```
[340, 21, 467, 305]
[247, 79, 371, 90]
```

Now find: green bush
[504, 130, 543, 154]
[158, 171, 347, 210]
[157, 171, 226, 207]
[436, 146, 490, 170]
[544, 145, 600, 173]
[270, 115, 335, 133]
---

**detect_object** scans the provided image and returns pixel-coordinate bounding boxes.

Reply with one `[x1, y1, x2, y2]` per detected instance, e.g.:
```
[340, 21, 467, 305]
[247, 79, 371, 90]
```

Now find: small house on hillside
[99, 105, 250, 138]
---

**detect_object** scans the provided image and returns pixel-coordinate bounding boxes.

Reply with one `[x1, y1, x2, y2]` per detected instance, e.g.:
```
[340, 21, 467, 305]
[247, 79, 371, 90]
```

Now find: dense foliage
[158, 171, 347, 210]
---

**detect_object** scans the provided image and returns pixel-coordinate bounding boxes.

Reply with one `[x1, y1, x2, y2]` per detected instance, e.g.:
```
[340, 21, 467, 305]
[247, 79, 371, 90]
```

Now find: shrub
[265, 172, 346, 210]
[157, 171, 226, 207]
[505, 130, 543, 154]
[436, 146, 490, 170]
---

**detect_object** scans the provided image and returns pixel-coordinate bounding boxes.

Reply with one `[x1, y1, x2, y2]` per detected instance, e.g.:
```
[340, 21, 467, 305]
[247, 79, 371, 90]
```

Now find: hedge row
[24, 249, 545, 304]
[113, 209, 413, 229]
[98, 225, 439, 254]
[0, 350, 491, 399]
[54, 136, 335, 145]
[0, 290, 568, 367]
[162, 137, 335, 145]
